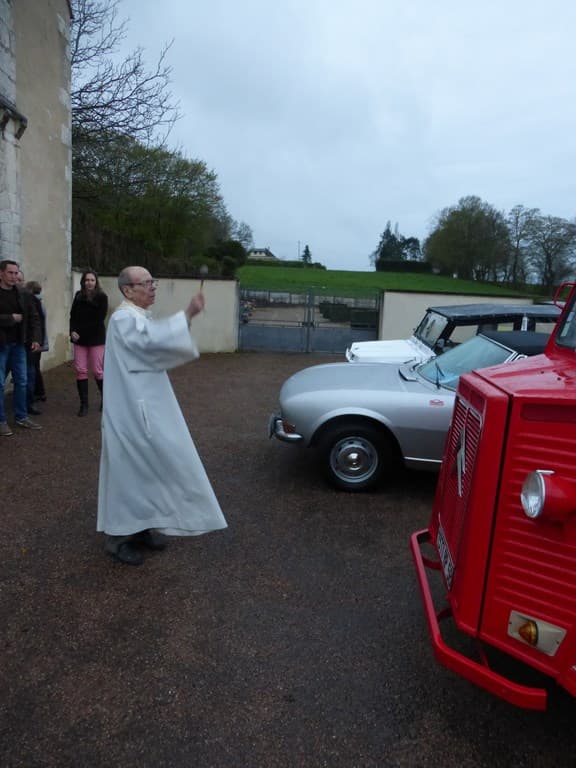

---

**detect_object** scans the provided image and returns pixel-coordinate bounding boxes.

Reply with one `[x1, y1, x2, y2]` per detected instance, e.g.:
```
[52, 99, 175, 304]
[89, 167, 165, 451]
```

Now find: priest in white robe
[97, 266, 227, 565]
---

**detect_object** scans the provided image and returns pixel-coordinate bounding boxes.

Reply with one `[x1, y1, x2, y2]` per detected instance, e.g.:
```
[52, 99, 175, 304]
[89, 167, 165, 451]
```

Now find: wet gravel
[1, 352, 576, 768]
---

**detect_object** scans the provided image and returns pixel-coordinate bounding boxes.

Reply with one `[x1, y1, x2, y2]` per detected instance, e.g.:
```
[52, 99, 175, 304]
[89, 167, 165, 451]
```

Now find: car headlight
[521, 470, 576, 522]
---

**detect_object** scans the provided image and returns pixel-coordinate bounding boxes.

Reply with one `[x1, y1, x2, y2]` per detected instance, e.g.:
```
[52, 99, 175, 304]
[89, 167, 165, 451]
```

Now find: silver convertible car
[269, 330, 548, 492]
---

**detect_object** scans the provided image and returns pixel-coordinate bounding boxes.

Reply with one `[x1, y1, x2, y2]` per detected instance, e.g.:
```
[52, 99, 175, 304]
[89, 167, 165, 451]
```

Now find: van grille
[436, 390, 483, 579]
[486, 417, 576, 624]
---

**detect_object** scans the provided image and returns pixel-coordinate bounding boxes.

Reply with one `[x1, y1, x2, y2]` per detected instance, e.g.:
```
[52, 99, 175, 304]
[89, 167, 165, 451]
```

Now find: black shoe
[28, 406, 42, 416]
[35, 395, 47, 402]
[109, 542, 144, 566]
[136, 529, 167, 551]
[77, 403, 89, 417]
[15, 418, 42, 430]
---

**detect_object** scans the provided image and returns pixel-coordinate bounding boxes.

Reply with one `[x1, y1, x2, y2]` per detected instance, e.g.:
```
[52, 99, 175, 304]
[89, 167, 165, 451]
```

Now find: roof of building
[247, 248, 277, 259]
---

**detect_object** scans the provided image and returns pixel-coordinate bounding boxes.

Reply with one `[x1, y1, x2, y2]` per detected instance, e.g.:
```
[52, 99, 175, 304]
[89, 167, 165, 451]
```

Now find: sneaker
[15, 418, 42, 430]
[0, 422, 13, 436]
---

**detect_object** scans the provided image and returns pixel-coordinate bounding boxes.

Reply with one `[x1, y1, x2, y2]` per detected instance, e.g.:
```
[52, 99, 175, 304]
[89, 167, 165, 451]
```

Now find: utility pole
[297, 240, 301, 261]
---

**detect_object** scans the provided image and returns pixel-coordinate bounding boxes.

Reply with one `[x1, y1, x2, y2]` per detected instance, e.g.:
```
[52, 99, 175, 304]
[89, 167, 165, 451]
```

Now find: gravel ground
[1, 352, 575, 768]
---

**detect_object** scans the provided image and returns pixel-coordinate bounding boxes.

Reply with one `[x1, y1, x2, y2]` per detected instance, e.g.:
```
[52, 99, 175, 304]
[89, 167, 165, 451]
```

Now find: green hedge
[246, 259, 326, 270]
[375, 260, 432, 273]
[350, 309, 378, 328]
[319, 301, 350, 321]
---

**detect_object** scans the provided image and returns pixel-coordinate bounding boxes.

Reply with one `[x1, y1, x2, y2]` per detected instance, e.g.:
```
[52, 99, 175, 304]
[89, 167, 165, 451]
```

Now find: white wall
[0, 1, 22, 268]
[379, 292, 533, 339]
[14, 0, 72, 368]
[94, 275, 240, 354]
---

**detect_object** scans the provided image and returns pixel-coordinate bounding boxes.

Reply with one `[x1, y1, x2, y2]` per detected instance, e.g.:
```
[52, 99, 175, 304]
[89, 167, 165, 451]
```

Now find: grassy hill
[237, 265, 543, 300]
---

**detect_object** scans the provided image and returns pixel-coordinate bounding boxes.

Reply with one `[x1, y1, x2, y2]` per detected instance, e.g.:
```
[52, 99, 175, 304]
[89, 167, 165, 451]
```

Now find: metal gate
[238, 289, 380, 353]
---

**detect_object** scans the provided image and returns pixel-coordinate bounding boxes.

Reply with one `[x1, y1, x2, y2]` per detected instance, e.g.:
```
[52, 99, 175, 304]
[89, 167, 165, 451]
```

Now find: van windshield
[554, 295, 576, 350]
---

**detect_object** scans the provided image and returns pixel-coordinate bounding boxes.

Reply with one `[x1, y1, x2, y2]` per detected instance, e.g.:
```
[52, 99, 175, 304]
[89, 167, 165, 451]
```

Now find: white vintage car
[345, 302, 560, 364]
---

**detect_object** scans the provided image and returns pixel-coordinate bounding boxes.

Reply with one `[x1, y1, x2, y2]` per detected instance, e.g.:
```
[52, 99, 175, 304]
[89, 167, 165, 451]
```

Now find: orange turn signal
[518, 620, 539, 646]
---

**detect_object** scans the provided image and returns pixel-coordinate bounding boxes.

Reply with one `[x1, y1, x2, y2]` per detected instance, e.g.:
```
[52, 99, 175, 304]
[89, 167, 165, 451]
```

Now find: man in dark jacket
[0, 259, 42, 435]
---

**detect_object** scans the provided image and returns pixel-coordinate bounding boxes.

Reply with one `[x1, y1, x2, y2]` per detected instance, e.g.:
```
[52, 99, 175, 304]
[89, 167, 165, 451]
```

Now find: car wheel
[317, 421, 394, 492]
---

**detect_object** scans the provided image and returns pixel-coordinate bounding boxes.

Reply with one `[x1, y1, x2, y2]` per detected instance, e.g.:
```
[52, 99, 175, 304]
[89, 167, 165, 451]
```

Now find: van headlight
[521, 470, 576, 522]
[521, 470, 550, 519]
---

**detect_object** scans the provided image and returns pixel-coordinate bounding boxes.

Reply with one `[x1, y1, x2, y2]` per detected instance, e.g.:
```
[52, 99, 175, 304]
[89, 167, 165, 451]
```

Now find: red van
[411, 284, 576, 710]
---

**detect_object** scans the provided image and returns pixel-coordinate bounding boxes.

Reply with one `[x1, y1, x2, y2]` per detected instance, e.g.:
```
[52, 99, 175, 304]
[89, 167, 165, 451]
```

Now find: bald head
[118, 266, 140, 292]
[118, 266, 157, 309]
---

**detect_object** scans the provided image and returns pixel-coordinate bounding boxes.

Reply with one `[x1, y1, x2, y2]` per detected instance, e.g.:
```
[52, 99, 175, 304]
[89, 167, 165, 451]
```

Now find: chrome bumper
[268, 414, 303, 443]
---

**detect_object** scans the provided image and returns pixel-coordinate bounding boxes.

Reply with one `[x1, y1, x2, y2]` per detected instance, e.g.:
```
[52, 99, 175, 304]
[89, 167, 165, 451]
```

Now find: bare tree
[69, 1, 253, 276]
[71, 0, 180, 153]
[525, 214, 576, 291]
[232, 221, 254, 251]
[506, 205, 539, 286]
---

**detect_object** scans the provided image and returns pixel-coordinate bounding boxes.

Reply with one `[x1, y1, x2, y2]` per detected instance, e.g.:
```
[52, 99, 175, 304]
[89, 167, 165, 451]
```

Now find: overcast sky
[115, 0, 576, 271]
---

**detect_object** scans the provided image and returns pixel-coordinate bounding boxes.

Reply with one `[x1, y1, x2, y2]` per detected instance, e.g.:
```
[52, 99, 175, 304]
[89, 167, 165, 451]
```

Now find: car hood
[346, 337, 431, 364]
[281, 361, 415, 400]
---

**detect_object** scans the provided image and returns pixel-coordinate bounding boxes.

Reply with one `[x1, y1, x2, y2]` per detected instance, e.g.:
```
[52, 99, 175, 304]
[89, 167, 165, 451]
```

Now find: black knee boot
[77, 379, 89, 416]
[95, 378, 103, 411]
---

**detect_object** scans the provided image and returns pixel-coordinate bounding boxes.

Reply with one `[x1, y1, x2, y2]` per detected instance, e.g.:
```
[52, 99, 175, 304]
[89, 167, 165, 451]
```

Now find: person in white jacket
[97, 266, 227, 565]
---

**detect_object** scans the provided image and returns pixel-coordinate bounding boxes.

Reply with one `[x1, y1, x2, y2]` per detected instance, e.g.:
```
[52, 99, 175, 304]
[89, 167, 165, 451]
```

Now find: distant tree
[69, 0, 255, 276]
[424, 196, 510, 281]
[301, 244, 312, 265]
[506, 205, 539, 286]
[372, 222, 402, 264]
[232, 221, 254, 251]
[401, 236, 422, 261]
[71, 0, 181, 270]
[371, 222, 421, 270]
[524, 214, 576, 290]
[203, 240, 248, 277]
[72, 134, 231, 274]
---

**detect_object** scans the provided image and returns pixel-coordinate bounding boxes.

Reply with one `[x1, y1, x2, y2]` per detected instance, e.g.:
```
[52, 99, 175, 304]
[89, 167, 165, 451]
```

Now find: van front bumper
[410, 527, 548, 711]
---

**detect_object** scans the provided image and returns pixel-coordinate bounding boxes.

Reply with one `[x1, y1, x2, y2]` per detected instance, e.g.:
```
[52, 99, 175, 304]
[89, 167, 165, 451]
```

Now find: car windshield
[413, 311, 449, 348]
[417, 334, 515, 390]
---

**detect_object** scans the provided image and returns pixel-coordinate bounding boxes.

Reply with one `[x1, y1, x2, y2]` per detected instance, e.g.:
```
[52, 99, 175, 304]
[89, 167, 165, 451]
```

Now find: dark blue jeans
[0, 343, 27, 422]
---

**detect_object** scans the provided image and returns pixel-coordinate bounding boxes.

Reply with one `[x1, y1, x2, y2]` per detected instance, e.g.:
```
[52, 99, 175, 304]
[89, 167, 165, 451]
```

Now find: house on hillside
[247, 247, 279, 262]
[0, 0, 72, 368]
